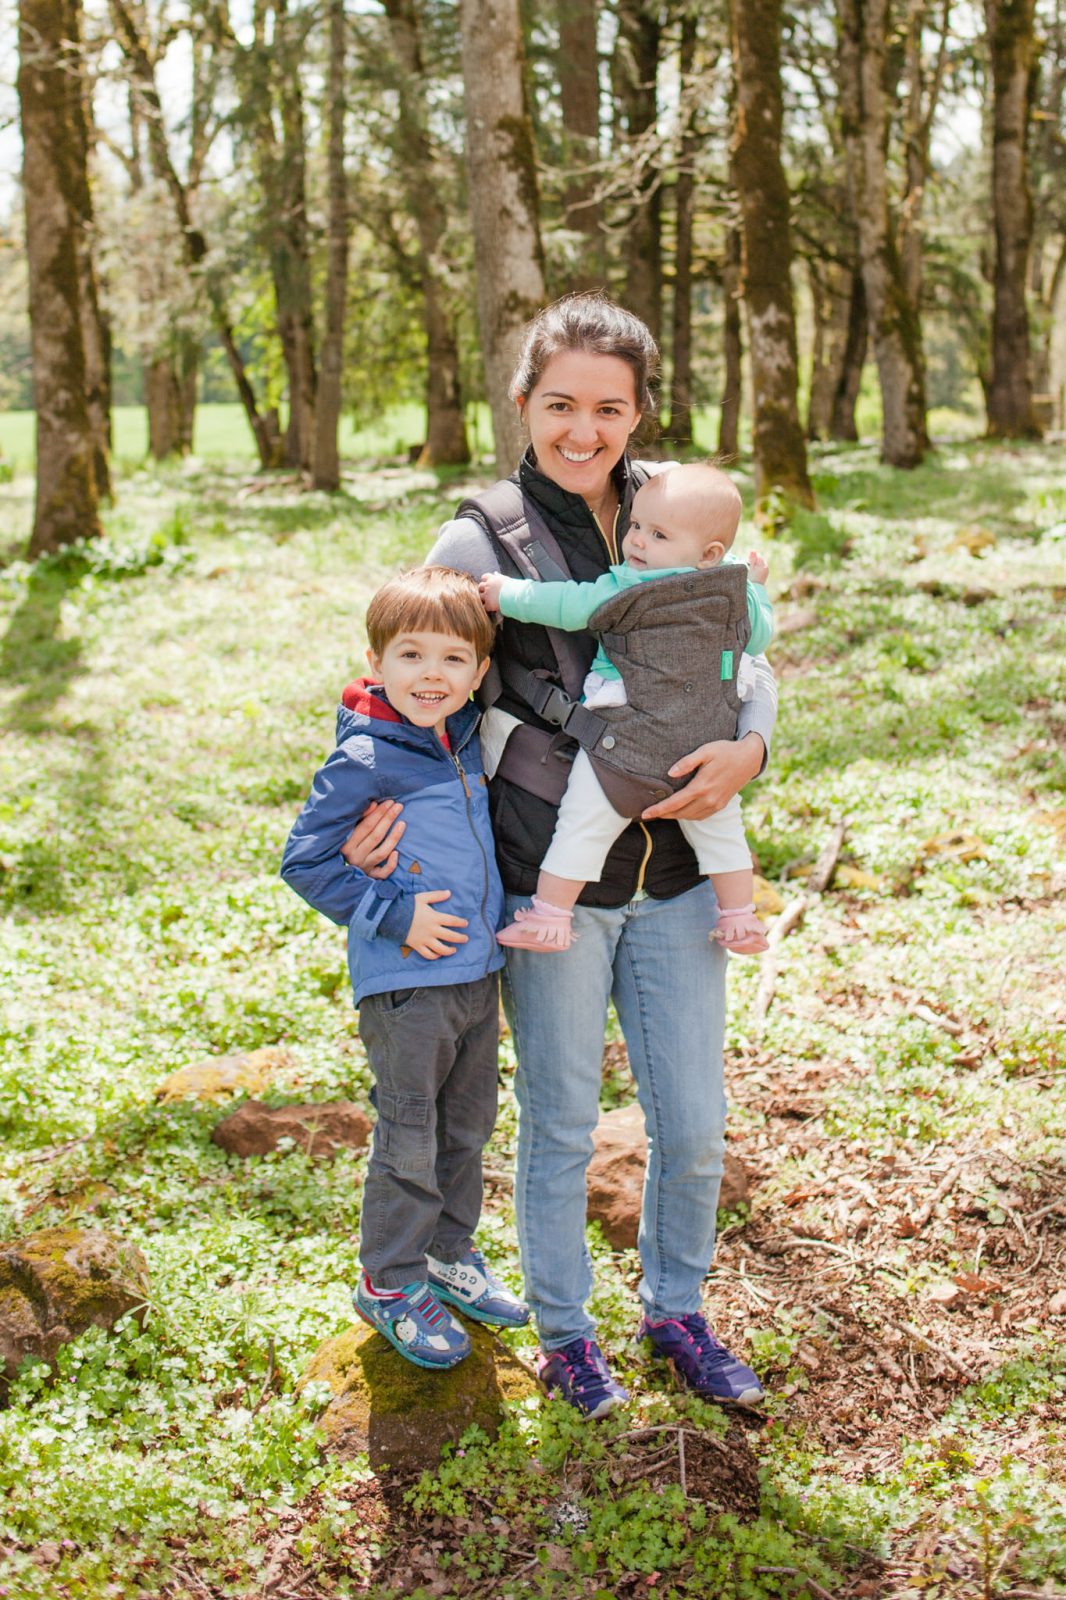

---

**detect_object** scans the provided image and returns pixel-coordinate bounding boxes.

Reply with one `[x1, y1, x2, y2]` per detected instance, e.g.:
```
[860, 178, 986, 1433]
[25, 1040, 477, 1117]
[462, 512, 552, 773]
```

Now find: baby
[479, 463, 773, 954]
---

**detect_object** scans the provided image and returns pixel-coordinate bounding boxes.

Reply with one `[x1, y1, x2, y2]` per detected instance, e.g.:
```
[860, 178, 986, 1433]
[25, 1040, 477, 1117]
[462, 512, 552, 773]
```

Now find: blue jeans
[502, 882, 727, 1351]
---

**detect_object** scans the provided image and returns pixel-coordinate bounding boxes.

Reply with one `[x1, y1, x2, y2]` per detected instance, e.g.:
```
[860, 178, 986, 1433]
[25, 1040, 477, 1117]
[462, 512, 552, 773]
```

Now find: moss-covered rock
[156, 1046, 294, 1104]
[0, 1227, 150, 1398]
[300, 1321, 539, 1472]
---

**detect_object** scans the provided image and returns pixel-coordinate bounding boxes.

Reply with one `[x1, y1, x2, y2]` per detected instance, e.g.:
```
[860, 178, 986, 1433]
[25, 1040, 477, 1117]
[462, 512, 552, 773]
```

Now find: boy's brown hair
[366, 567, 495, 661]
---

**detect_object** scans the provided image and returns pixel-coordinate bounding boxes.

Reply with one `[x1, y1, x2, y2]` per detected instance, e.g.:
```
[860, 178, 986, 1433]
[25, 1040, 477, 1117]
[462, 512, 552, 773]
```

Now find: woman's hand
[340, 800, 405, 878]
[405, 889, 469, 959]
[641, 733, 766, 822]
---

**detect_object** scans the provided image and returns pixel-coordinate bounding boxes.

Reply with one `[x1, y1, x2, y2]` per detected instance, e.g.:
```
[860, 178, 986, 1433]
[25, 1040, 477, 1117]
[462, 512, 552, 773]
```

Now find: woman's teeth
[559, 447, 598, 463]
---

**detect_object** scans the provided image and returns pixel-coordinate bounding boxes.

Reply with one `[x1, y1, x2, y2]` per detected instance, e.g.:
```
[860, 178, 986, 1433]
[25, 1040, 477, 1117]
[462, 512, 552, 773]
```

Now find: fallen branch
[677, 1426, 687, 1497]
[755, 1566, 837, 1600]
[879, 1313, 974, 1382]
[907, 1160, 966, 1232]
[753, 817, 847, 1034]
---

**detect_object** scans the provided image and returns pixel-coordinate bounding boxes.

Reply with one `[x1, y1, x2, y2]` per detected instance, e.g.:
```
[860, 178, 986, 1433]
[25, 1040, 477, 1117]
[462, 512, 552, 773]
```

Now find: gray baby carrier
[463, 480, 751, 819]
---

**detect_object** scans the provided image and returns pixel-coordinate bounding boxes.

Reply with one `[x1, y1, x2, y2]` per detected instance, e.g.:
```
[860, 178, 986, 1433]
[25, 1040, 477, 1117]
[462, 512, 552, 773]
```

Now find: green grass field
[0, 439, 1063, 1597]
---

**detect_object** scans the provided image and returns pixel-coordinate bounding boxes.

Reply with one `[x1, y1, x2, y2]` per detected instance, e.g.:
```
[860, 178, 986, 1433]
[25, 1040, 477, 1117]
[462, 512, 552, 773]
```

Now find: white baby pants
[541, 749, 750, 883]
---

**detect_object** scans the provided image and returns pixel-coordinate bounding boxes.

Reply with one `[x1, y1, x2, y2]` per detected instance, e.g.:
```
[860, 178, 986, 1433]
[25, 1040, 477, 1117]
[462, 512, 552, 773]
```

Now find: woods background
[4, 0, 1065, 556]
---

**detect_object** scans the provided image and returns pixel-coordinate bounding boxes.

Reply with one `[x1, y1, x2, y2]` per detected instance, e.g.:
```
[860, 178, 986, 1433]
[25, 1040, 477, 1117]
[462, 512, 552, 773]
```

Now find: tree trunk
[718, 222, 743, 458]
[837, 0, 929, 467]
[617, 0, 662, 345]
[67, 14, 111, 502]
[558, 0, 605, 288]
[312, 0, 348, 490]
[146, 336, 198, 460]
[830, 265, 867, 439]
[110, 0, 281, 469]
[459, 0, 547, 474]
[729, 0, 813, 506]
[666, 13, 696, 449]
[806, 256, 853, 440]
[383, 0, 469, 465]
[18, 0, 101, 557]
[273, 0, 316, 470]
[985, 0, 1041, 436]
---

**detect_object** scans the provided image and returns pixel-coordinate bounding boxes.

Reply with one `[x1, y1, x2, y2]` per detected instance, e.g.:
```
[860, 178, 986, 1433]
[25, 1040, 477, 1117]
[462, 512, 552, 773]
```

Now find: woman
[353, 295, 775, 1418]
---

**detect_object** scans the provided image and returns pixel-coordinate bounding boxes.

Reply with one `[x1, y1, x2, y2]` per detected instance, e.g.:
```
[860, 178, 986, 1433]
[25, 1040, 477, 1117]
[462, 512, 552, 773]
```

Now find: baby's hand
[478, 572, 505, 613]
[746, 549, 769, 585]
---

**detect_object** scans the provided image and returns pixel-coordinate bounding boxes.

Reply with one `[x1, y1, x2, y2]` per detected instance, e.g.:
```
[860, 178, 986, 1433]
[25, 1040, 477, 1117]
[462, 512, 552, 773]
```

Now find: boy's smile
[367, 630, 490, 736]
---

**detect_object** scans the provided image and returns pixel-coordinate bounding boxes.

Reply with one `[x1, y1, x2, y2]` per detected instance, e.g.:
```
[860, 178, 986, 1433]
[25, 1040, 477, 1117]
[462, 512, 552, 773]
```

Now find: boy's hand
[746, 549, 769, 585]
[478, 572, 505, 613]
[406, 889, 469, 959]
[342, 800, 405, 879]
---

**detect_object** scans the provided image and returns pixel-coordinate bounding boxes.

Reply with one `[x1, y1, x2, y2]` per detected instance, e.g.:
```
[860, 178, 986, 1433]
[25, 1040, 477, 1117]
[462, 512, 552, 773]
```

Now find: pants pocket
[375, 1089, 432, 1176]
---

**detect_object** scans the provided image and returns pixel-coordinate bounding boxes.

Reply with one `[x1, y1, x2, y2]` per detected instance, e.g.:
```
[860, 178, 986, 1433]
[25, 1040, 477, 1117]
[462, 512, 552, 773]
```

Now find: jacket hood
[335, 678, 479, 749]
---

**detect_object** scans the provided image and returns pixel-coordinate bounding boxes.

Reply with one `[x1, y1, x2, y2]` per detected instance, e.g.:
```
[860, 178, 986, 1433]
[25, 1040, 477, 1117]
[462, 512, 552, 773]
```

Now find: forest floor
[1, 438, 1064, 1600]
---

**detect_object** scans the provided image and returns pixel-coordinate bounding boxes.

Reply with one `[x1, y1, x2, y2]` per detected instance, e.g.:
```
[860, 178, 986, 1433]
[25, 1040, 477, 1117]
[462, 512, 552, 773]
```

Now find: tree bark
[666, 13, 696, 448]
[459, 0, 547, 474]
[558, 0, 605, 287]
[729, 0, 813, 506]
[837, 0, 929, 467]
[272, 0, 317, 470]
[146, 339, 197, 459]
[110, 0, 281, 469]
[67, 11, 111, 502]
[18, 0, 102, 556]
[985, 0, 1041, 436]
[383, 0, 469, 465]
[718, 222, 743, 458]
[312, 0, 348, 490]
[830, 265, 867, 439]
[616, 0, 662, 345]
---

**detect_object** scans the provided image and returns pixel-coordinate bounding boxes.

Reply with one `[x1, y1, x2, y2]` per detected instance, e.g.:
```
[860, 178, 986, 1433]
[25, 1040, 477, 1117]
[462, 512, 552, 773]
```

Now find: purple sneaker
[638, 1312, 764, 1407]
[538, 1338, 629, 1419]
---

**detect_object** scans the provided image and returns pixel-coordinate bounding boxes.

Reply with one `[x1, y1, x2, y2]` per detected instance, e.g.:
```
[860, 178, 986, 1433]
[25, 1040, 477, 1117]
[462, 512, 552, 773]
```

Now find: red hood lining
[341, 678, 404, 723]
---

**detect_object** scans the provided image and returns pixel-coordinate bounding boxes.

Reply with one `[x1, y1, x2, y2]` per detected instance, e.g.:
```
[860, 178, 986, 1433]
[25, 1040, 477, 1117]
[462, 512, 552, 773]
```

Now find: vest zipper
[446, 734, 495, 972]
[591, 504, 621, 564]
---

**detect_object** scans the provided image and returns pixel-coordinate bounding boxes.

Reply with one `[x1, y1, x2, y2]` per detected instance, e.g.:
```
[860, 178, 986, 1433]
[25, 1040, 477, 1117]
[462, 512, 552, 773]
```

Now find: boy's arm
[280, 746, 415, 942]
[495, 571, 619, 632]
[744, 581, 774, 657]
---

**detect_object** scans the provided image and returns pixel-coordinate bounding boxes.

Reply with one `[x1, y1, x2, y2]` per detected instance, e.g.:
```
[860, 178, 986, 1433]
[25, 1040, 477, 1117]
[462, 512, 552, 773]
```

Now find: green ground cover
[0, 439, 1063, 1598]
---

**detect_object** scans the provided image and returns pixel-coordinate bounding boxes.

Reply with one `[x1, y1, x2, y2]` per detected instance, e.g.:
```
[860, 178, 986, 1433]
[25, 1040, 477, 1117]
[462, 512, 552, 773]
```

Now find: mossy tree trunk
[558, 0, 606, 289]
[718, 221, 743, 458]
[984, 0, 1041, 436]
[312, 0, 348, 490]
[67, 15, 111, 502]
[830, 265, 867, 440]
[837, 0, 929, 467]
[383, 0, 469, 466]
[729, 0, 813, 507]
[666, 13, 697, 449]
[459, 0, 547, 474]
[18, 0, 102, 557]
[616, 0, 663, 347]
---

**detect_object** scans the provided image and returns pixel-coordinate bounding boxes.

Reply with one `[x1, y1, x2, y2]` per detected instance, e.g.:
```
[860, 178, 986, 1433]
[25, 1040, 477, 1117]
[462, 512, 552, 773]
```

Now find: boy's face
[367, 630, 490, 736]
[622, 476, 731, 572]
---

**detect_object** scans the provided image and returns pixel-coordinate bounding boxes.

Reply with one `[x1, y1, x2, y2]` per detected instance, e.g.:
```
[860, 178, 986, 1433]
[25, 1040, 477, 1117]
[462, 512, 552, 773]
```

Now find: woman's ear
[629, 414, 641, 434]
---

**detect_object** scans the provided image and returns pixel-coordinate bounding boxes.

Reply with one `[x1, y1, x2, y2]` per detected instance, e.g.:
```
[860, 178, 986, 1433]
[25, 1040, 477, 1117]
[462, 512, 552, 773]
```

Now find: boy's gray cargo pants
[356, 973, 500, 1289]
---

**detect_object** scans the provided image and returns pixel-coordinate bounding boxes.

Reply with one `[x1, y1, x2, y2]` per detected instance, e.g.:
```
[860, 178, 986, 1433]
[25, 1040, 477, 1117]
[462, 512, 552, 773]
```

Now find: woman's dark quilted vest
[467, 449, 705, 908]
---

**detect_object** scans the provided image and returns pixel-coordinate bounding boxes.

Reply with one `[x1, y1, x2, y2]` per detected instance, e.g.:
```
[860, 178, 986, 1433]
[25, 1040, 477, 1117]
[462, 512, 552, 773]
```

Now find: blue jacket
[280, 681, 505, 1004]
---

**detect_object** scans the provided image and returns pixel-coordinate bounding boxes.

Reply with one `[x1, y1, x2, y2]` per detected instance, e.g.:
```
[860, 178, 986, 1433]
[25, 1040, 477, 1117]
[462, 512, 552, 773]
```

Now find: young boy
[281, 567, 528, 1370]
[478, 463, 774, 954]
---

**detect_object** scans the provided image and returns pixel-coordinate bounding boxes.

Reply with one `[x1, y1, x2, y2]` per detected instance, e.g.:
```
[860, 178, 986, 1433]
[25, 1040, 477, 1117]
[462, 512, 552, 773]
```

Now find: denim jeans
[358, 974, 500, 1288]
[501, 882, 727, 1350]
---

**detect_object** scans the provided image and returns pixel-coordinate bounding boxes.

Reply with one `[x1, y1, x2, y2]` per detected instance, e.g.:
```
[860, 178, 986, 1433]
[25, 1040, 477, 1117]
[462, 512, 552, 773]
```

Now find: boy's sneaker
[538, 1338, 629, 1419]
[637, 1312, 764, 1406]
[426, 1247, 531, 1328]
[353, 1274, 470, 1370]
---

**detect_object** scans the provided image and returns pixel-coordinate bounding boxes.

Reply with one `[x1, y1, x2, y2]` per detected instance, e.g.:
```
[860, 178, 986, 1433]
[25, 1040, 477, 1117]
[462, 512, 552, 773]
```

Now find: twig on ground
[775, 1236, 859, 1263]
[879, 1314, 974, 1381]
[755, 1565, 837, 1600]
[754, 817, 847, 1033]
[908, 1160, 967, 1231]
[677, 1426, 687, 1496]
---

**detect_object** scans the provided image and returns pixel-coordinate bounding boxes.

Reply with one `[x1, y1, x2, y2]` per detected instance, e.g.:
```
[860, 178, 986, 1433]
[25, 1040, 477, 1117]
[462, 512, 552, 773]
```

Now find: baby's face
[622, 479, 724, 572]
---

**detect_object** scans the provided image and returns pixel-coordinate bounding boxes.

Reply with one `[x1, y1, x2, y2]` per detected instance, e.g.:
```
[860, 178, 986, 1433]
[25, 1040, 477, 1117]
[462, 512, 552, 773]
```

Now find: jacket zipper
[443, 728, 495, 973]
[593, 503, 654, 899]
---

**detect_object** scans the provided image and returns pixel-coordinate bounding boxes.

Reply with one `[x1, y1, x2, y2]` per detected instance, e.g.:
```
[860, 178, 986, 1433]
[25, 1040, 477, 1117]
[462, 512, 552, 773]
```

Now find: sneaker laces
[555, 1338, 609, 1397]
[674, 1314, 734, 1376]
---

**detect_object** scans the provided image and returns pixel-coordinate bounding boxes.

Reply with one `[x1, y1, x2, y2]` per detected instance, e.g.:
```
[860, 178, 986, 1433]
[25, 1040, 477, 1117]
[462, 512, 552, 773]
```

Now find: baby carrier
[460, 478, 751, 819]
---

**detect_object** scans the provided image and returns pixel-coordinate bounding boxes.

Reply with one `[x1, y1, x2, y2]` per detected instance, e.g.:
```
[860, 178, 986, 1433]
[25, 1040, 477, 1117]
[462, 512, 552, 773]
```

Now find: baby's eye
[652, 529, 667, 539]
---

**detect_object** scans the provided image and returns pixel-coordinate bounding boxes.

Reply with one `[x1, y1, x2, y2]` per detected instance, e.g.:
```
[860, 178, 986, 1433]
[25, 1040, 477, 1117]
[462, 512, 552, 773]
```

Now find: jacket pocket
[376, 1090, 432, 1175]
